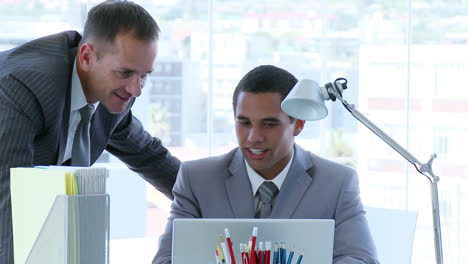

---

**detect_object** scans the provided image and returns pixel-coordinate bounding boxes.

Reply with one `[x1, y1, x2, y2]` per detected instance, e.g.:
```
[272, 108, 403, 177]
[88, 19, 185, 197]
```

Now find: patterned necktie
[256, 181, 279, 218]
[71, 104, 94, 166]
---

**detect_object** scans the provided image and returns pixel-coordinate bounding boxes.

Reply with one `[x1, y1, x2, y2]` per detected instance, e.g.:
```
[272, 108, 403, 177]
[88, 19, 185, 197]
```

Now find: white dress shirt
[245, 148, 294, 214]
[60, 59, 99, 164]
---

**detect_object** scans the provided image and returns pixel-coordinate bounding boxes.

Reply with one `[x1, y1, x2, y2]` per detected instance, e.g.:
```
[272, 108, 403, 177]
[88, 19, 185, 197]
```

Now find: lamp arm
[341, 100, 421, 165]
[330, 91, 443, 264]
[335, 94, 442, 182]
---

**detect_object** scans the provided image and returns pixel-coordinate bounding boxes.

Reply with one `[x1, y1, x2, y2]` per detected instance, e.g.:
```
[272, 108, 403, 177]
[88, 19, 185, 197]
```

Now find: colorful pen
[216, 248, 222, 264]
[225, 228, 236, 264]
[281, 243, 286, 264]
[296, 250, 304, 264]
[264, 241, 271, 264]
[273, 244, 278, 264]
[221, 236, 231, 264]
[240, 244, 246, 264]
[249, 227, 258, 264]
[258, 241, 264, 264]
[287, 248, 294, 264]
[243, 244, 250, 264]
[217, 243, 226, 264]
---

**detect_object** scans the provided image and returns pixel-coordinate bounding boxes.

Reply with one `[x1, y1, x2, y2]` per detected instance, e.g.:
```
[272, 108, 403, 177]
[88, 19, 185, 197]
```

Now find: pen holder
[25, 194, 110, 264]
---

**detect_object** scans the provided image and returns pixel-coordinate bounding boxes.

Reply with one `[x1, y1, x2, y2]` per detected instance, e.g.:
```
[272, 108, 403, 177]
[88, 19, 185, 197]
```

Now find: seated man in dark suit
[154, 65, 379, 264]
[0, 1, 180, 263]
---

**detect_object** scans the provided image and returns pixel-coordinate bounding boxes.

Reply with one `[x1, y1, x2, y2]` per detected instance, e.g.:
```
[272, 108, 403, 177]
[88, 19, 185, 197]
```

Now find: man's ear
[78, 43, 96, 72]
[293, 119, 305, 136]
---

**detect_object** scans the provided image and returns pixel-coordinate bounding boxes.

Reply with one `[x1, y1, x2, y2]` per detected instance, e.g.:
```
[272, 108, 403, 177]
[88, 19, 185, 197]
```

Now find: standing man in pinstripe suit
[0, 1, 181, 263]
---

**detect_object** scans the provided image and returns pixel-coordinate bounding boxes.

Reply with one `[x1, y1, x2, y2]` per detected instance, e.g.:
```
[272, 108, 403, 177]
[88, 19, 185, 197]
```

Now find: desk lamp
[281, 78, 443, 264]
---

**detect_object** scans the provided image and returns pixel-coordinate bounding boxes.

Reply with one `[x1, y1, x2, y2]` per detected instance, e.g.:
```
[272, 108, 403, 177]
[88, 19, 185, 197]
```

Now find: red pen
[264, 241, 271, 264]
[244, 244, 250, 264]
[225, 228, 236, 264]
[249, 227, 258, 264]
[258, 241, 264, 264]
[241, 244, 248, 264]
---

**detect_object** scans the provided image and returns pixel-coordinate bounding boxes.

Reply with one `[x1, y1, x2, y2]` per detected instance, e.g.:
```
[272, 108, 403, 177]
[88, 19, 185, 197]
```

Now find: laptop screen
[172, 218, 334, 264]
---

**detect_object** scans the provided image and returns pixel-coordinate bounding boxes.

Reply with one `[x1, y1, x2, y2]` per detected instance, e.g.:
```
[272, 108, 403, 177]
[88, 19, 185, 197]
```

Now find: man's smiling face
[80, 31, 157, 113]
[235, 91, 304, 180]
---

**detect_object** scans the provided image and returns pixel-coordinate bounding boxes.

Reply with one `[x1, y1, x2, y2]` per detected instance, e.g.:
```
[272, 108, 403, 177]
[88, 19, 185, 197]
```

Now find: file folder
[10, 167, 109, 264]
[26, 194, 110, 264]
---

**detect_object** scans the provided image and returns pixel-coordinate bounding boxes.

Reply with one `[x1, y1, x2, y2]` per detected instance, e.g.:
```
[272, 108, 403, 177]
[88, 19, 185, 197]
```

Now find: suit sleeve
[332, 169, 380, 264]
[0, 77, 43, 264]
[152, 162, 202, 264]
[105, 110, 180, 200]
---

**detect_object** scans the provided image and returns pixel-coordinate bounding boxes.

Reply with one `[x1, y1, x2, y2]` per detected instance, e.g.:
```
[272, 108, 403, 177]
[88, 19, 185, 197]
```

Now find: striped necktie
[71, 104, 94, 166]
[256, 181, 279, 218]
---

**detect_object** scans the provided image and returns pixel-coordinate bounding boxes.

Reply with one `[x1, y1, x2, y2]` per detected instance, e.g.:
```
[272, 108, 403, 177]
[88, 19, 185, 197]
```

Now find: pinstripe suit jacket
[154, 145, 379, 264]
[0, 31, 180, 263]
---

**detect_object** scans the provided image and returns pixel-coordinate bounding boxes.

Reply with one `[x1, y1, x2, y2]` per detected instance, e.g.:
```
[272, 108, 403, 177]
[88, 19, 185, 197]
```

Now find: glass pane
[0, 1, 85, 51]
[125, 2, 211, 263]
[142, 2, 211, 160]
[408, 1, 468, 264]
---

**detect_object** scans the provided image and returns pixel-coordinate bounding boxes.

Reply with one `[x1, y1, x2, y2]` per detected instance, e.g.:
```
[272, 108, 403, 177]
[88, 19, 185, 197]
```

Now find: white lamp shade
[281, 79, 328, 121]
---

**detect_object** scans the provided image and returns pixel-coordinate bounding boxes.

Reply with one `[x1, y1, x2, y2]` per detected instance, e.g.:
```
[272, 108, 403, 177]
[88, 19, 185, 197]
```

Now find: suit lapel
[56, 47, 76, 165]
[56, 96, 70, 165]
[270, 145, 314, 218]
[225, 149, 256, 218]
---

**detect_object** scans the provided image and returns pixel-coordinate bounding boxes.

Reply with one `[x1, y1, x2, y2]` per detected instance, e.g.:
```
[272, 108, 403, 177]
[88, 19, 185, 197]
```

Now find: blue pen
[287, 249, 294, 264]
[278, 242, 286, 264]
[273, 244, 279, 264]
[279, 243, 283, 264]
[282, 243, 286, 264]
[296, 250, 304, 264]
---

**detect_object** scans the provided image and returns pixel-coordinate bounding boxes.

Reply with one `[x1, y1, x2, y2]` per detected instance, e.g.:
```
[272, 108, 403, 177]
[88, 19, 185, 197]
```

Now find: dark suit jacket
[0, 31, 180, 263]
[154, 145, 379, 264]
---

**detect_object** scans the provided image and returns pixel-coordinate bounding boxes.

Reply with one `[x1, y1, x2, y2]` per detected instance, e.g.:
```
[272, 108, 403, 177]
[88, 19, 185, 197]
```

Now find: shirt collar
[71, 58, 99, 112]
[245, 148, 294, 196]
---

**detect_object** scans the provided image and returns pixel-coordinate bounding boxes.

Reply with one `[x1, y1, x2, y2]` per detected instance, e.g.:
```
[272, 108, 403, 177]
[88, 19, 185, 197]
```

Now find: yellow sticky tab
[65, 172, 78, 195]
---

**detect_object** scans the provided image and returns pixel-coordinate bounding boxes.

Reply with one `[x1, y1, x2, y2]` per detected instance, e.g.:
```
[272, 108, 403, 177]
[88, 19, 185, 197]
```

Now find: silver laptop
[172, 218, 335, 264]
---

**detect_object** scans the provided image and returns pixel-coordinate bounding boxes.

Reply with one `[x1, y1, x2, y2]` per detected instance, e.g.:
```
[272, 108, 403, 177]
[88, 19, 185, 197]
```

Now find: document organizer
[25, 194, 110, 264]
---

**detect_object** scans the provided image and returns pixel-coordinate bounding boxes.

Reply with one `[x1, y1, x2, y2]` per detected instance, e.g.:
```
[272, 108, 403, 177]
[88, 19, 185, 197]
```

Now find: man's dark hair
[232, 65, 298, 120]
[82, 0, 160, 43]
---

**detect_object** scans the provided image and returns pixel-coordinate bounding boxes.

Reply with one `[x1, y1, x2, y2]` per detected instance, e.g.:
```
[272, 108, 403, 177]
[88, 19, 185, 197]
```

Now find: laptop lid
[172, 218, 335, 264]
